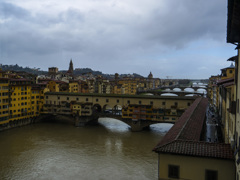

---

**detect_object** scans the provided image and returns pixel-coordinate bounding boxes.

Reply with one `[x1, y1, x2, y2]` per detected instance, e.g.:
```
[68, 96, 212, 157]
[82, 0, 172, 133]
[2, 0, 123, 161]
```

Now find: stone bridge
[42, 92, 197, 131]
[158, 85, 207, 92]
[138, 90, 205, 97]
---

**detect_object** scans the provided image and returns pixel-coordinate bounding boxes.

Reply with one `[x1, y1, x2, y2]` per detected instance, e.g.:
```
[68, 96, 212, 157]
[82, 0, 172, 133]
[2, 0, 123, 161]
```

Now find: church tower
[148, 71, 153, 79]
[68, 59, 74, 74]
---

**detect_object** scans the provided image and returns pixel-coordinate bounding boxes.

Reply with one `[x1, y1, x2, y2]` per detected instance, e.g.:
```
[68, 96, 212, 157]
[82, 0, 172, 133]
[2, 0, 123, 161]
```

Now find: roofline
[44, 92, 198, 100]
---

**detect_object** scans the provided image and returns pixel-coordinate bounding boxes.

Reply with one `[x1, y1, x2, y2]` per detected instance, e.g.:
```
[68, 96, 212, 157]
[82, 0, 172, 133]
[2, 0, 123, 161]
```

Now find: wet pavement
[205, 105, 223, 143]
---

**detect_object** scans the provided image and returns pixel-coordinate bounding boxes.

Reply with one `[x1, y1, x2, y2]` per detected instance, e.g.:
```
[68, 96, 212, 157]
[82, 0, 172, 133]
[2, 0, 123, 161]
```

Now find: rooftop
[153, 97, 234, 160]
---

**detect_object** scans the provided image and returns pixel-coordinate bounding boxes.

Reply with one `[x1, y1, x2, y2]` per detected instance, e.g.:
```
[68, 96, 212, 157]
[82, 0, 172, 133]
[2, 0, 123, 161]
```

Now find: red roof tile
[217, 78, 234, 85]
[153, 97, 234, 160]
[156, 140, 234, 160]
[154, 97, 207, 147]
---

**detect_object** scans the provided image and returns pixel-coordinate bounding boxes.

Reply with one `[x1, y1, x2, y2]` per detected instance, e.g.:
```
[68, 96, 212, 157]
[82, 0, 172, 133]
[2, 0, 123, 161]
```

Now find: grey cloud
[130, 0, 226, 49]
[0, 0, 232, 79]
[0, 2, 29, 19]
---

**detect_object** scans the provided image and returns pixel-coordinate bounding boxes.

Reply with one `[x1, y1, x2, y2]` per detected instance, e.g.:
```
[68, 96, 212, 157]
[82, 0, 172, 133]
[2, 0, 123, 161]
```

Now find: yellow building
[47, 80, 60, 92]
[9, 79, 33, 122]
[122, 104, 183, 123]
[71, 102, 92, 116]
[118, 79, 137, 95]
[113, 84, 124, 94]
[208, 75, 220, 109]
[220, 63, 235, 80]
[0, 78, 44, 130]
[122, 104, 153, 121]
[0, 78, 10, 125]
[80, 81, 89, 93]
[69, 80, 80, 93]
[215, 62, 236, 145]
[31, 85, 45, 116]
[153, 97, 235, 180]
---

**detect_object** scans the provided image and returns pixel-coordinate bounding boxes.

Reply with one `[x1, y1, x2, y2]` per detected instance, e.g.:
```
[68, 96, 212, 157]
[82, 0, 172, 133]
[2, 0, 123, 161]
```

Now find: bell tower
[68, 59, 74, 74]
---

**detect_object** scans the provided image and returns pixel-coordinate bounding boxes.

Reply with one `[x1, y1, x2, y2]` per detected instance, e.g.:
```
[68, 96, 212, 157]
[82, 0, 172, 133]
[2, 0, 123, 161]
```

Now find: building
[153, 97, 235, 180]
[221, 63, 235, 80]
[48, 67, 58, 79]
[0, 76, 44, 130]
[67, 59, 74, 75]
[69, 80, 80, 93]
[0, 78, 10, 125]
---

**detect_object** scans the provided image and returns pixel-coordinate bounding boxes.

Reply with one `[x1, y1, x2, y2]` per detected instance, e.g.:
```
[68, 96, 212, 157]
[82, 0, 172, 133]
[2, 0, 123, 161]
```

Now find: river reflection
[0, 119, 172, 180]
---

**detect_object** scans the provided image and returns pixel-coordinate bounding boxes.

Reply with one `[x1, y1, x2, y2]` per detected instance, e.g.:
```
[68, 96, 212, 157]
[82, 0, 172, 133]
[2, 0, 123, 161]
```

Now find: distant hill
[0, 64, 144, 78]
[0, 64, 46, 75]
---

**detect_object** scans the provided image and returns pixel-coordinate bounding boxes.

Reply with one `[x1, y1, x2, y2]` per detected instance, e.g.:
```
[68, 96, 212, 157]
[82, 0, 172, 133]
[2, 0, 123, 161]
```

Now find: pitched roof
[156, 140, 234, 160]
[154, 97, 207, 147]
[216, 78, 234, 85]
[227, 55, 238, 62]
[153, 97, 234, 160]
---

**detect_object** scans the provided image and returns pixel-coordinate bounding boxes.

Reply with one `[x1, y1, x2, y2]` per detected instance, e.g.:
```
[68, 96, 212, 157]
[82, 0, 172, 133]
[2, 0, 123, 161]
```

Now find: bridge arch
[173, 88, 181, 91]
[161, 93, 178, 96]
[93, 104, 102, 113]
[184, 88, 194, 92]
[98, 118, 130, 131]
[103, 104, 113, 114]
[185, 94, 195, 97]
[113, 105, 122, 115]
[197, 88, 207, 93]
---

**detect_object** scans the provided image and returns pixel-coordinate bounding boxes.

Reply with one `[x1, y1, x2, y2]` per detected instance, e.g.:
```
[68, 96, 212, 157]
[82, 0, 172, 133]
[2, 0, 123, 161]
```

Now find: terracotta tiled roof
[156, 140, 234, 160]
[223, 81, 235, 87]
[216, 78, 234, 85]
[154, 97, 207, 147]
[227, 55, 238, 62]
[153, 97, 234, 160]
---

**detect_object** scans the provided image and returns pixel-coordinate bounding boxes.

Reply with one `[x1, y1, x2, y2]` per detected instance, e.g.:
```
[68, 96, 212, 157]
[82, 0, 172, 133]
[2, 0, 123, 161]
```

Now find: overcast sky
[0, 0, 237, 79]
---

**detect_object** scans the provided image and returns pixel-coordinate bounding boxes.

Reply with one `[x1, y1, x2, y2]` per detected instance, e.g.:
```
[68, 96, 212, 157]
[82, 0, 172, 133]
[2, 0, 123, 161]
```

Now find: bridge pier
[75, 115, 99, 127]
[131, 121, 147, 132]
[122, 119, 152, 132]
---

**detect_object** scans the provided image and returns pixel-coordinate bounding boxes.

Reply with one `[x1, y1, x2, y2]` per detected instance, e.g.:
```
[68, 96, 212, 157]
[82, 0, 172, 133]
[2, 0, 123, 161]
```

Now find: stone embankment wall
[0, 115, 52, 132]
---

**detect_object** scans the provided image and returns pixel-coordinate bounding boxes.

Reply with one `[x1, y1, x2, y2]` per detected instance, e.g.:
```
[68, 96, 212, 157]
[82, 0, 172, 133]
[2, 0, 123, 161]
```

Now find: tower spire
[68, 59, 74, 74]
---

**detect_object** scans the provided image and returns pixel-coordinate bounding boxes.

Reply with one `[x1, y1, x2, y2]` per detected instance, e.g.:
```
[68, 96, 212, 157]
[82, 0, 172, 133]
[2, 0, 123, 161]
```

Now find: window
[162, 102, 166, 105]
[67, 97, 69, 100]
[139, 101, 141, 104]
[106, 99, 109, 103]
[205, 170, 218, 180]
[150, 101, 153, 105]
[86, 98, 88, 102]
[168, 165, 179, 179]
[76, 98, 79, 101]
[127, 100, 130, 104]
[96, 99, 98, 102]
[117, 99, 119, 103]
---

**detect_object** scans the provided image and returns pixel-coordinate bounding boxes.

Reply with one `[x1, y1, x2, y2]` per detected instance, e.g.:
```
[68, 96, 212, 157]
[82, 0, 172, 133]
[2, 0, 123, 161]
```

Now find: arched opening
[185, 94, 195, 97]
[197, 88, 207, 94]
[93, 104, 102, 113]
[103, 104, 113, 115]
[113, 105, 122, 115]
[149, 123, 174, 134]
[161, 93, 178, 96]
[173, 88, 181, 91]
[184, 88, 194, 92]
[98, 118, 130, 132]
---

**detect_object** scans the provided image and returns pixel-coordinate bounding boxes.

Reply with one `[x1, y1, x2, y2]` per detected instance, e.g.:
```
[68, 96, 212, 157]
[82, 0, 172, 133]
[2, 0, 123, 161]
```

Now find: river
[0, 118, 172, 180]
